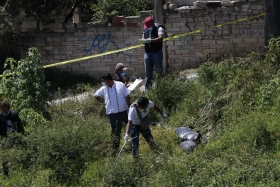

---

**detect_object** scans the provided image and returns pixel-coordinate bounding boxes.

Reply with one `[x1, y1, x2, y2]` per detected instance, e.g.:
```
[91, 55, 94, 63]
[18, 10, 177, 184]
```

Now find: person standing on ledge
[139, 16, 164, 91]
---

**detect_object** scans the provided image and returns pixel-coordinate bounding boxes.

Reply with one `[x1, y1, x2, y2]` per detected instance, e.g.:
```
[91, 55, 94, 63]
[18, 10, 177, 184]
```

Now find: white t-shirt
[128, 100, 154, 125]
[157, 27, 164, 35]
[94, 81, 129, 114]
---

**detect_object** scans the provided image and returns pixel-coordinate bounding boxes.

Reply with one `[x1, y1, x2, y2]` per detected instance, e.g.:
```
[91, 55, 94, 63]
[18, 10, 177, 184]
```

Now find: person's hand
[161, 113, 168, 119]
[124, 133, 129, 142]
[139, 38, 151, 44]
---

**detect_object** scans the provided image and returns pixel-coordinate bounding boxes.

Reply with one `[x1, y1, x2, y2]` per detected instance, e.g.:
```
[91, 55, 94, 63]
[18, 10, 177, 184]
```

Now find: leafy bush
[19, 108, 47, 132]
[0, 47, 50, 111]
[265, 36, 280, 69]
[91, 0, 153, 24]
[145, 72, 190, 113]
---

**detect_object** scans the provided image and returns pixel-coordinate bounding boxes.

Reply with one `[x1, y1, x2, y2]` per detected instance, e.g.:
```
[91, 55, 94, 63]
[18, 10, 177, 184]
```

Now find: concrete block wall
[22, 26, 147, 79]
[12, 0, 265, 79]
[167, 0, 265, 70]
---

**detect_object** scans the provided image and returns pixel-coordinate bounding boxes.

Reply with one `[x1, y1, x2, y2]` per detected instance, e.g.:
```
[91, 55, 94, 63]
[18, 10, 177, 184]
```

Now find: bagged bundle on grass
[175, 127, 200, 141]
[179, 140, 197, 152]
[175, 127, 201, 152]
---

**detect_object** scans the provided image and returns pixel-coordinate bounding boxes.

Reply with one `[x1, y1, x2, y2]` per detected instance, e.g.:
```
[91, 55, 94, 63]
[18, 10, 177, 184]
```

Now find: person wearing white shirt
[124, 97, 167, 157]
[94, 73, 131, 153]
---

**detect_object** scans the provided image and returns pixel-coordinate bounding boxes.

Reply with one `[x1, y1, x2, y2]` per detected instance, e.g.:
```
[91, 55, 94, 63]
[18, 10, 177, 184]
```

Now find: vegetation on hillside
[91, 0, 153, 24]
[0, 0, 97, 32]
[0, 0, 152, 35]
[1, 37, 280, 186]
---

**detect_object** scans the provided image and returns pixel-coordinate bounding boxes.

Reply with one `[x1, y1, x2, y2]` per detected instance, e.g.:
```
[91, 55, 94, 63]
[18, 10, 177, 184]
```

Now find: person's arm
[18, 122, 25, 135]
[153, 104, 164, 115]
[94, 87, 105, 104]
[151, 33, 163, 43]
[13, 111, 24, 135]
[122, 83, 131, 106]
[94, 96, 104, 104]
[124, 120, 132, 142]
[153, 104, 168, 119]
[125, 95, 131, 107]
[125, 120, 133, 134]
[124, 75, 130, 87]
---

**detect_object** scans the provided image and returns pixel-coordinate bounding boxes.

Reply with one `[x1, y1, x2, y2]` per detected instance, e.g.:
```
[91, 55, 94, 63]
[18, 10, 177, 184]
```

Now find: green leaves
[91, 0, 153, 24]
[0, 47, 50, 111]
[265, 37, 280, 69]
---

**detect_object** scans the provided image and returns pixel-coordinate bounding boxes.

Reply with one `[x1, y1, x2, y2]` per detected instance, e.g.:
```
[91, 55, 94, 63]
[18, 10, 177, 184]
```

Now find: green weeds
[2, 37, 280, 186]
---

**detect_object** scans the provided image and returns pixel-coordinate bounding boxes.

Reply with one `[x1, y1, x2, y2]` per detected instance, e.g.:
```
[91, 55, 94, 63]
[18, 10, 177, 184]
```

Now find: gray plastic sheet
[175, 127, 200, 141]
[175, 127, 200, 152]
[179, 140, 197, 152]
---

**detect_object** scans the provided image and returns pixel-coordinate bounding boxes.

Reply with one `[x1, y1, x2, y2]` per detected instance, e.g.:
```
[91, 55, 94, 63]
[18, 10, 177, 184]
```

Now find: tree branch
[63, 0, 83, 24]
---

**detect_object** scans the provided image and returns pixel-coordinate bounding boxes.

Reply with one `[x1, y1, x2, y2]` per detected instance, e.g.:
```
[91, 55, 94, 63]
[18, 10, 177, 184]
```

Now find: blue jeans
[130, 125, 155, 157]
[108, 110, 128, 150]
[144, 51, 163, 89]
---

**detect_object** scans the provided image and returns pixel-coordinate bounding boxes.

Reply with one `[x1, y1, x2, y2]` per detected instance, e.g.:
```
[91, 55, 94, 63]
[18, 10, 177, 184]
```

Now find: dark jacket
[143, 26, 163, 52]
[0, 110, 22, 137]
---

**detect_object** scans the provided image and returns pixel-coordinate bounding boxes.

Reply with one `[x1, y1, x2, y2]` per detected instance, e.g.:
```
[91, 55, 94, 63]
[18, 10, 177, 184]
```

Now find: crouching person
[0, 101, 25, 176]
[124, 97, 167, 157]
[0, 101, 24, 137]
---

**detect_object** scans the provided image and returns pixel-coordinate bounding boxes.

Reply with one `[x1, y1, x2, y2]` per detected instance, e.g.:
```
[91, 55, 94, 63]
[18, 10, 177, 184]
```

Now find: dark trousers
[130, 125, 155, 157]
[108, 110, 128, 150]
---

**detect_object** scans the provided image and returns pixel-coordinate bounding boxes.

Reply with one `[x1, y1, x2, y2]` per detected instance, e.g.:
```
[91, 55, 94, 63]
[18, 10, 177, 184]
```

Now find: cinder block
[53, 29, 66, 33]
[231, 38, 244, 43]
[166, 27, 182, 32]
[42, 60, 51, 65]
[65, 28, 78, 33]
[203, 49, 217, 53]
[235, 47, 246, 53]
[61, 41, 75, 46]
[210, 43, 224, 49]
[97, 67, 111, 71]
[243, 38, 258, 42]
[201, 39, 216, 45]
[112, 16, 125, 23]
[45, 47, 54, 50]
[250, 5, 264, 10]
[258, 38, 265, 43]
[166, 14, 182, 19]
[72, 68, 85, 73]
[111, 23, 125, 27]
[126, 23, 138, 27]
[172, 22, 187, 27]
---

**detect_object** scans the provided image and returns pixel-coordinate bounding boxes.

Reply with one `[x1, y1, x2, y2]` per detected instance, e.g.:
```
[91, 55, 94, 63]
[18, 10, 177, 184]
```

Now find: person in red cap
[139, 16, 164, 91]
[112, 63, 130, 87]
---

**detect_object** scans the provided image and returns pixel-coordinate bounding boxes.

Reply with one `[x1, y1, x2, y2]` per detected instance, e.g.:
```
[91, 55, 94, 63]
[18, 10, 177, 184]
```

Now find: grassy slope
[1, 48, 280, 186]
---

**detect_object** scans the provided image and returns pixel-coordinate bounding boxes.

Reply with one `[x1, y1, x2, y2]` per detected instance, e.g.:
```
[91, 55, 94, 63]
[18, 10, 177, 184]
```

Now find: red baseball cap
[144, 17, 154, 29]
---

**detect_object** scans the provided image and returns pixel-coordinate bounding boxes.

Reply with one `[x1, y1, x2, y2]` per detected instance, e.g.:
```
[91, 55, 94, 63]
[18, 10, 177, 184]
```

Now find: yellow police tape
[0, 12, 266, 77]
[43, 12, 265, 68]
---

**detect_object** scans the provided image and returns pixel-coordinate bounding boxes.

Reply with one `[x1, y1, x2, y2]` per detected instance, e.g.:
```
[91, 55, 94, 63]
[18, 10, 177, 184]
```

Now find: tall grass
[2, 37, 280, 186]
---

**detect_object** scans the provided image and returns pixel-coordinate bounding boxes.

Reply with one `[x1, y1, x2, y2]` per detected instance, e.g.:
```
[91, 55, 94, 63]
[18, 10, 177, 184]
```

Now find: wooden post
[265, 0, 280, 45]
[153, 0, 169, 73]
